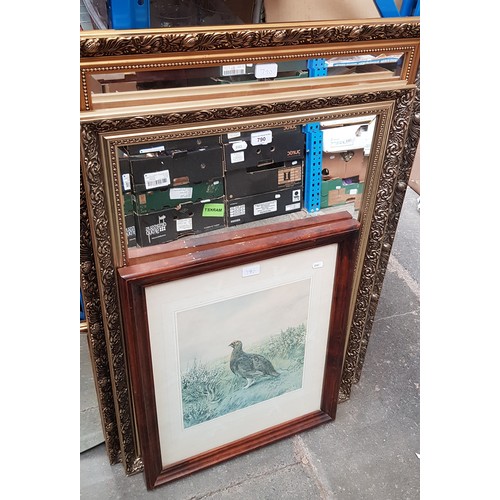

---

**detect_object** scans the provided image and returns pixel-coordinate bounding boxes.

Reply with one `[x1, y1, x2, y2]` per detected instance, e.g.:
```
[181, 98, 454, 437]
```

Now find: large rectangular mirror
[80, 17, 420, 111]
[80, 79, 417, 474]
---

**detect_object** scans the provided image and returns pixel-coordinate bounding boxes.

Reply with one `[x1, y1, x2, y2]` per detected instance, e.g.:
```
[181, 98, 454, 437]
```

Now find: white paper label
[176, 218, 192, 232]
[349, 188, 358, 195]
[242, 264, 261, 278]
[286, 202, 301, 211]
[231, 151, 245, 163]
[231, 140, 248, 151]
[144, 170, 170, 189]
[122, 173, 131, 191]
[227, 132, 241, 139]
[250, 130, 273, 146]
[230, 205, 245, 217]
[255, 63, 278, 79]
[169, 187, 193, 200]
[312, 261, 324, 269]
[254, 200, 277, 216]
[139, 145, 165, 154]
[292, 190, 301, 202]
[222, 64, 246, 76]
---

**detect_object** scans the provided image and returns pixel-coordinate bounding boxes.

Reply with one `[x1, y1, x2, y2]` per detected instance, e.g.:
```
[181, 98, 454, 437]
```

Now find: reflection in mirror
[320, 116, 376, 217]
[118, 117, 376, 251]
[89, 54, 403, 104]
[91, 60, 309, 95]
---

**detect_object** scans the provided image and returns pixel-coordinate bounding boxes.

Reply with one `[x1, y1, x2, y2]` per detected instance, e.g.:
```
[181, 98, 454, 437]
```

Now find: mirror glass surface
[90, 54, 403, 96]
[117, 116, 376, 252]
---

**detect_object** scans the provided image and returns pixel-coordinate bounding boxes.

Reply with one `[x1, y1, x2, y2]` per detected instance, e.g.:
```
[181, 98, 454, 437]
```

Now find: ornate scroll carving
[81, 86, 415, 471]
[91, 90, 409, 133]
[80, 169, 121, 464]
[81, 21, 419, 58]
[80, 125, 144, 475]
[338, 86, 417, 403]
[352, 68, 421, 385]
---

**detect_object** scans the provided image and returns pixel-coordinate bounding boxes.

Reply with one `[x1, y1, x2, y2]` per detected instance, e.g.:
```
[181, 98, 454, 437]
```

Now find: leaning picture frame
[80, 80, 416, 474]
[118, 212, 359, 489]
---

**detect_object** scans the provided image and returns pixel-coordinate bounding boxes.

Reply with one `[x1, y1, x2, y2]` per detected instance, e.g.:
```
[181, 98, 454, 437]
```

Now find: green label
[202, 203, 225, 217]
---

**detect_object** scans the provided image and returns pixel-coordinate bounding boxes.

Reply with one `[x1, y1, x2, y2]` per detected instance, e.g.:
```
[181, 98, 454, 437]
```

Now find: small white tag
[292, 190, 301, 202]
[231, 140, 248, 151]
[285, 202, 301, 211]
[242, 264, 261, 278]
[349, 188, 358, 195]
[255, 63, 278, 79]
[250, 130, 273, 146]
[169, 187, 193, 200]
[122, 173, 131, 191]
[254, 200, 277, 216]
[312, 261, 324, 269]
[231, 151, 245, 163]
[222, 64, 246, 76]
[176, 218, 192, 232]
[139, 145, 165, 154]
[227, 132, 241, 139]
[144, 170, 170, 189]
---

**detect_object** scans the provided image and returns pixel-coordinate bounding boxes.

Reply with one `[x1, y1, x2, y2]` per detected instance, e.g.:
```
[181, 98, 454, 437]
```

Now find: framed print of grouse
[118, 211, 359, 489]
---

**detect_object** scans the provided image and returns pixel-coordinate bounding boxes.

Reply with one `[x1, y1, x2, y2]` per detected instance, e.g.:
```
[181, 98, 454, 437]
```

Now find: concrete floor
[80, 187, 420, 499]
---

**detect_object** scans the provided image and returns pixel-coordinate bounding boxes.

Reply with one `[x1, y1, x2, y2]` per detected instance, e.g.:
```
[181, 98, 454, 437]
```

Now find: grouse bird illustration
[229, 340, 279, 389]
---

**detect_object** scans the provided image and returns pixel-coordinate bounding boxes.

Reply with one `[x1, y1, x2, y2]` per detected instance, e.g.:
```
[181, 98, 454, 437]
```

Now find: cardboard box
[321, 180, 364, 210]
[134, 198, 226, 247]
[222, 125, 305, 171]
[225, 160, 303, 200]
[132, 178, 224, 214]
[226, 187, 302, 226]
[129, 146, 223, 193]
[322, 124, 372, 153]
[322, 149, 367, 182]
[263, 0, 381, 22]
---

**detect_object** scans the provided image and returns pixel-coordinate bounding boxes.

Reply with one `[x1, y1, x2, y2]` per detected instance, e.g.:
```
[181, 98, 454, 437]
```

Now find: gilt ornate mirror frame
[80, 17, 419, 111]
[80, 79, 416, 474]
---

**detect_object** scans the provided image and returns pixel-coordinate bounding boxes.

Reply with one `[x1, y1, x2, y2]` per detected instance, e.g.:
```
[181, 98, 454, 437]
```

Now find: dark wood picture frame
[118, 212, 359, 489]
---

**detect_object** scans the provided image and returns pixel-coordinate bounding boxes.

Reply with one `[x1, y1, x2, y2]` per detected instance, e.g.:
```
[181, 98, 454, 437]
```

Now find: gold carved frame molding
[80, 18, 419, 111]
[81, 82, 416, 474]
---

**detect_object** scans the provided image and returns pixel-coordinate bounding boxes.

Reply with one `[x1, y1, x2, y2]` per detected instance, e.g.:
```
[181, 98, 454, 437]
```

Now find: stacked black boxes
[119, 126, 307, 248]
[223, 126, 305, 226]
[124, 136, 226, 247]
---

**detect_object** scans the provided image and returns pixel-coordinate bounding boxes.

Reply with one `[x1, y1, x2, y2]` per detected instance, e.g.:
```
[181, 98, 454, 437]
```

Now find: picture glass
[178, 278, 309, 428]
[144, 243, 338, 465]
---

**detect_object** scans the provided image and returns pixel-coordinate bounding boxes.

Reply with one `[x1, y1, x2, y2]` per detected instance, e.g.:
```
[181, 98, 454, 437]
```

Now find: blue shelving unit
[302, 123, 323, 213]
[373, 0, 420, 17]
[107, 0, 150, 29]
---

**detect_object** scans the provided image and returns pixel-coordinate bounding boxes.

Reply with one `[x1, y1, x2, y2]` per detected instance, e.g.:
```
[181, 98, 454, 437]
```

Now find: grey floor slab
[80, 333, 104, 452]
[80, 187, 420, 499]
